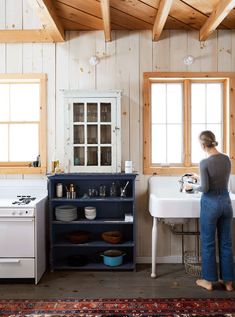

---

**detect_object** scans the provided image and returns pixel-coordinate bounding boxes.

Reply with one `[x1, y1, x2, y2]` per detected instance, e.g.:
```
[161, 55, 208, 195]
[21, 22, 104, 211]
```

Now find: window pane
[167, 84, 183, 124]
[87, 103, 97, 122]
[10, 84, 40, 121]
[74, 125, 84, 144]
[151, 84, 166, 124]
[87, 147, 98, 166]
[152, 124, 166, 163]
[207, 124, 222, 152]
[9, 124, 39, 161]
[191, 83, 223, 163]
[101, 147, 111, 166]
[74, 147, 84, 166]
[100, 103, 111, 122]
[101, 125, 111, 144]
[191, 83, 206, 124]
[191, 124, 206, 163]
[87, 125, 97, 144]
[0, 124, 8, 161]
[206, 83, 222, 124]
[73, 103, 84, 122]
[167, 125, 182, 163]
[0, 85, 10, 121]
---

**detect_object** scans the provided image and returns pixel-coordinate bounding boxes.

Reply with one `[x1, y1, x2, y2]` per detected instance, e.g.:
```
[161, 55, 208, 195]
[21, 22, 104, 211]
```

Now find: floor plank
[0, 264, 234, 299]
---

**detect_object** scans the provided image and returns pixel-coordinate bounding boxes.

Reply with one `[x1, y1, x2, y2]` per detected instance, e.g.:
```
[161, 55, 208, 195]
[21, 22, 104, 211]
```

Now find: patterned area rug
[0, 298, 235, 317]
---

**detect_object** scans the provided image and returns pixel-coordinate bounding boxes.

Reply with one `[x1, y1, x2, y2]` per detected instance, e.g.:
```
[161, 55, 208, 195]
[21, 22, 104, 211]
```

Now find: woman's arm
[194, 160, 209, 193]
[184, 160, 209, 193]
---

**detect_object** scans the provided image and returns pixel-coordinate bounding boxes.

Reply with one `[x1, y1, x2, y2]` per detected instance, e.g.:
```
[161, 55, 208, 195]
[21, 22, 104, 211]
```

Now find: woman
[185, 130, 234, 291]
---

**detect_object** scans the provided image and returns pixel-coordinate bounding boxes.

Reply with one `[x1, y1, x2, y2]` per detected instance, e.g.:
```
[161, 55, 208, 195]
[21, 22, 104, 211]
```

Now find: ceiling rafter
[199, 0, 235, 41]
[27, 0, 65, 42]
[100, 0, 111, 41]
[152, 0, 173, 41]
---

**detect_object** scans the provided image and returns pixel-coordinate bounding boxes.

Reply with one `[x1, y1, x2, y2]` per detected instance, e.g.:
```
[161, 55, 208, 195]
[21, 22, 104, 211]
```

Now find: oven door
[0, 217, 34, 257]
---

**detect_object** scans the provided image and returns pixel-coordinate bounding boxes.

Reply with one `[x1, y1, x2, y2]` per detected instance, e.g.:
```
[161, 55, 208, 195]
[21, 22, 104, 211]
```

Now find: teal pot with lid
[101, 250, 126, 266]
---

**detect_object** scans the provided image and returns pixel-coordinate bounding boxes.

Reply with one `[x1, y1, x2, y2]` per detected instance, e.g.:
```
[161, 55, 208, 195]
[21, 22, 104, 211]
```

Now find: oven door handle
[0, 218, 34, 222]
[0, 259, 21, 263]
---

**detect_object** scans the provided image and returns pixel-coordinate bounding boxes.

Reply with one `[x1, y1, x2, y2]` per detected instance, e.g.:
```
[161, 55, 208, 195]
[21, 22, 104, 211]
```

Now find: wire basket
[184, 251, 202, 278]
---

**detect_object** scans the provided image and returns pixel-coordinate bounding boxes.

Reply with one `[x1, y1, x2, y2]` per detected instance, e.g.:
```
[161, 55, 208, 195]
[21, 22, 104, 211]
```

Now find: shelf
[53, 240, 134, 247]
[52, 262, 135, 270]
[48, 173, 136, 271]
[52, 218, 133, 224]
[51, 197, 134, 202]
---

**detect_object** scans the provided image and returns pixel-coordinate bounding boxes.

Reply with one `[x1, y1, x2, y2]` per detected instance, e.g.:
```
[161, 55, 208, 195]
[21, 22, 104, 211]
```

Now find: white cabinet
[64, 90, 121, 173]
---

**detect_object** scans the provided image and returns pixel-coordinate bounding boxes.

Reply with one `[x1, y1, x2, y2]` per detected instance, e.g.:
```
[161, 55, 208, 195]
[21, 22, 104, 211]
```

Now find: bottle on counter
[110, 182, 117, 197]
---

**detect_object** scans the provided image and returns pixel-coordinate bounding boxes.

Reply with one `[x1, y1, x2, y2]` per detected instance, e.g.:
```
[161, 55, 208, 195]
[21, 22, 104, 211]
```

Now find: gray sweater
[196, 153, 231, 193]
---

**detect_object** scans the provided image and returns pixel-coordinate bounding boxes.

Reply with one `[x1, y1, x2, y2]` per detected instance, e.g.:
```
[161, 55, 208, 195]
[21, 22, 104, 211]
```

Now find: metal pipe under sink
[167, 219, 200, 264]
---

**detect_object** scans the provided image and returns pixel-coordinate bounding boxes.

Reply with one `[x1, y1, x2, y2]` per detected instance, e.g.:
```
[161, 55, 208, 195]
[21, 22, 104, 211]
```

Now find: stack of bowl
[84, 206, 96, 220]
[55, 205, 77, 221]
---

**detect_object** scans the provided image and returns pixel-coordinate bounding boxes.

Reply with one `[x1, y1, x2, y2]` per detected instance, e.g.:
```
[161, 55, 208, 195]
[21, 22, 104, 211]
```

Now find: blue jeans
[200, 190, 234, 282]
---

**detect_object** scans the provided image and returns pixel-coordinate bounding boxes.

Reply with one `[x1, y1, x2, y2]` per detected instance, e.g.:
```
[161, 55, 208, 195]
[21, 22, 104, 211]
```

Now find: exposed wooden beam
[0, 29, 53, 43]
[200, 0, 235, 41]
[152, 0, 173, 41]
[100, 0, 111, 42]
[27, 0, 65, 42]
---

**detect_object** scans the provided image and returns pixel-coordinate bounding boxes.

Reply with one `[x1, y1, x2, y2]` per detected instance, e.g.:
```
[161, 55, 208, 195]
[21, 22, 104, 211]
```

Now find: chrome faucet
[178, 173, 195, 192]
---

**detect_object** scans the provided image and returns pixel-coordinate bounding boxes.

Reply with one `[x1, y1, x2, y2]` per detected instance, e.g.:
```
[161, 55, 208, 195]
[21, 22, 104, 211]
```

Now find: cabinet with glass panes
[64, 91, 121, 173]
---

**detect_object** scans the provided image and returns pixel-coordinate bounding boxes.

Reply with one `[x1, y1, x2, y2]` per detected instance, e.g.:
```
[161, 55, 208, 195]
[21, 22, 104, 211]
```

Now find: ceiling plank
[200, 0, 235, 41]
[152, 0, 173, 41]
[0, 30, 53, 43]
[100, 0, 111, 41]
[54, 1, 125, 31]
[27, 0, 65, 42]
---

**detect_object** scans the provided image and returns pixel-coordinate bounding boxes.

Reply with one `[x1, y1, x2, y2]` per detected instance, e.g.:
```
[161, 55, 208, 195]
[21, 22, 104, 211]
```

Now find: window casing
[0, 74, 47, 174]
[143, 72, 235, 175]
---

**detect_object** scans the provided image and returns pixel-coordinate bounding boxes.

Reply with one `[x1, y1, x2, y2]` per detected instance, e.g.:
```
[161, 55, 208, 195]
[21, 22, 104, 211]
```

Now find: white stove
[0, 179, 48, 284]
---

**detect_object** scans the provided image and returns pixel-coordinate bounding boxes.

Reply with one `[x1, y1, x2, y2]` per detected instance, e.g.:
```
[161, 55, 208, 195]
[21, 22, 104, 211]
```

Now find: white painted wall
[1, 0, 235, 259]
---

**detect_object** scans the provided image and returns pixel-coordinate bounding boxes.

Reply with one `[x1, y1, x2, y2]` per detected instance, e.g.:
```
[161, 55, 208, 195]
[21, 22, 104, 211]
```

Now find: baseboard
[137, 256, 235, 264]
[137, 256, 183, 264]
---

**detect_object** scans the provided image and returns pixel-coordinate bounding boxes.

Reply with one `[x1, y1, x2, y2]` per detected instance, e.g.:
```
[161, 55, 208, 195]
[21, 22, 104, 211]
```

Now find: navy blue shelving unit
[48, 173, 137, 271]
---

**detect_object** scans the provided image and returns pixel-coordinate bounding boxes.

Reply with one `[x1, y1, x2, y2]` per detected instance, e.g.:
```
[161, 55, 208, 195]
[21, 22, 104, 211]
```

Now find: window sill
[0, 167, 46, 174]
[144, 166, 199, 176]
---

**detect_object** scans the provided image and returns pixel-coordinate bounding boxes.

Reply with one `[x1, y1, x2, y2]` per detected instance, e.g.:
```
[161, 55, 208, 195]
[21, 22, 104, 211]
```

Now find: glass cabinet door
[65, 93, 121, 173]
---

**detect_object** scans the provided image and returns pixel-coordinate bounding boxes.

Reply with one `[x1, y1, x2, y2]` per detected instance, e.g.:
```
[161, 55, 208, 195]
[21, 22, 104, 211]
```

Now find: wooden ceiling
[1, 0, 235, 43]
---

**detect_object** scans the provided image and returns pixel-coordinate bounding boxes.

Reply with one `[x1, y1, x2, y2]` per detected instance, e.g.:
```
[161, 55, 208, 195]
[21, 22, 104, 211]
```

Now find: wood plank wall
[1, 0, 235, 261]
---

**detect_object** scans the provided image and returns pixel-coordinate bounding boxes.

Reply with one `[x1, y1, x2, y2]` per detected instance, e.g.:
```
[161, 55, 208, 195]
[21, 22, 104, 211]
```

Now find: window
[143, 73, 235, 175]
[0, 74, 47, 174]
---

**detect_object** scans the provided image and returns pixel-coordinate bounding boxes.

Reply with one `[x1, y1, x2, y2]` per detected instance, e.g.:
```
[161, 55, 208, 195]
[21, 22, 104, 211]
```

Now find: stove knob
[19, 211, 23, 215]
[12, 211, 16, 215]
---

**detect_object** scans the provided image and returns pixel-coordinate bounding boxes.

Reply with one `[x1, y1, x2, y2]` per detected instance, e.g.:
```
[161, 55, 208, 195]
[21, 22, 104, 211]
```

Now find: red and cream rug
[0, 298, 235, 316]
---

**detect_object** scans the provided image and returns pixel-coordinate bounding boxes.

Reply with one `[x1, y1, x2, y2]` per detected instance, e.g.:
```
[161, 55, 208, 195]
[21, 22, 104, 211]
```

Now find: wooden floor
[0, 264, 234, 299]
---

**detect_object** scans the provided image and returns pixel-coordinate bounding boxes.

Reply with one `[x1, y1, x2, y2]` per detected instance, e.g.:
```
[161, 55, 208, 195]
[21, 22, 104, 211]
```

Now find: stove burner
[12, 195, 36, 205]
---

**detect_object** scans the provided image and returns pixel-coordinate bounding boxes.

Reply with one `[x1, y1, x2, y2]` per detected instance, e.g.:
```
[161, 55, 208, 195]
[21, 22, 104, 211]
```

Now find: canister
[56, 183, 63, 198]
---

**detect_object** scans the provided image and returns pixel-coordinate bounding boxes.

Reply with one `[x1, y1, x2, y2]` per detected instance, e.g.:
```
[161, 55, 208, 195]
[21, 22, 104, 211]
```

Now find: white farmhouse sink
[149, 176, 201, 223]
[149, 176, 235, 219]
[148, 175, 235, 278]
[149, 189, 201, 219]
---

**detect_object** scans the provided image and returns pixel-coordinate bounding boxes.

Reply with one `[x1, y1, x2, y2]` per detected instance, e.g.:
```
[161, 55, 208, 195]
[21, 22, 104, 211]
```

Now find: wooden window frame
[143, 72, 235, 175]
[0, 73, 47, 174]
